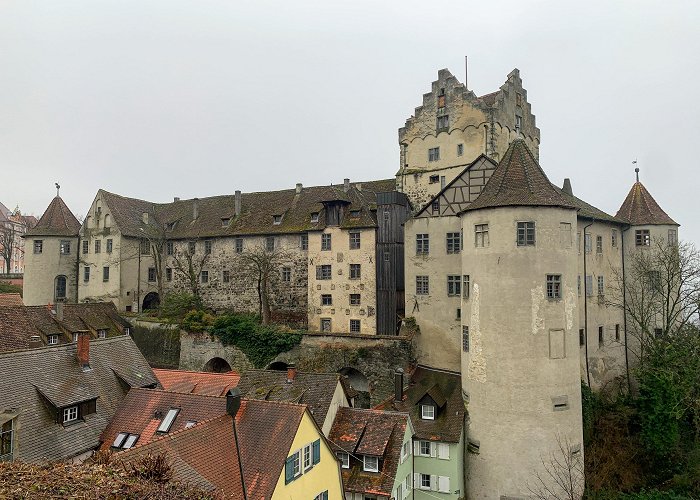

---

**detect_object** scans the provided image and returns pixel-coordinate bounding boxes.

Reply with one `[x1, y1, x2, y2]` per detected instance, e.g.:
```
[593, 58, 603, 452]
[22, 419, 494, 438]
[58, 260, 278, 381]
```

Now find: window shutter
[322, 491, 328, 500]
[413, 473, 419, 488]
[312, 439, 321, 464]
[438, 476, 450, 493]
[430, 443, 437, 458]
[284, 457, 294, 484]
[430, 474, 438, 491]
[413, 441, 420, 455]
[438, 442, 450, 459]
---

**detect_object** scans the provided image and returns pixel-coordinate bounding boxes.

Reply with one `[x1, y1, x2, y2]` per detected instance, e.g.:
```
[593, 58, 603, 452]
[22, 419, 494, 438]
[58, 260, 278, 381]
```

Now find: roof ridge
[129, 386, 228, 400]
[120, 414, 231, 454]
[339, 407, 410, 418]
[0, 333, 132, 357]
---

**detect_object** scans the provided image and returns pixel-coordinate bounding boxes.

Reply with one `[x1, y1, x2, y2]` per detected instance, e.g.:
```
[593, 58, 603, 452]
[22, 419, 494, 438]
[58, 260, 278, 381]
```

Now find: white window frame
[303, 444, 313, 471]
[97, 330, 107, 339]
[421, 404, 435, 420]
[47, 334, 59, 345]
[419, 440, 431, 457]
[420, 473, 431, 490]
[157, 408, 180, 433]
[63, 406, 78, 423]
[363, 455, 379, 472]
[337, 451, 349, 469]
[291, 449, 301, 477]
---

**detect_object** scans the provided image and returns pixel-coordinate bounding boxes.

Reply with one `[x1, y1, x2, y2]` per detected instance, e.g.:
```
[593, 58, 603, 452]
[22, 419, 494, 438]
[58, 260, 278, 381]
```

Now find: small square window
[47, 334, 59, 345]
[320, 318, 331, 332]
[419, 441, 431, 457]
[363, 455, 379, 472]
[273, 215, 282, 225]
[421, 404, 435, 420]
[321, 294, 333, 306]
[311, 213, 320, 223]
[63, 406, 78, 423]
[321, 234, 332, 251]
[60, 240, 71, 255]
[350, 319, 361, 333]
[429, 175, 440, 184]
[97, 329, 107, 339]
[635, 229, 650, 247]
[654, 328, 663, 338]
[350, 294, 361, 306]
[316, 265, 332, 280]
[221, 218, 230, 227]
[421, 473, 431, 489]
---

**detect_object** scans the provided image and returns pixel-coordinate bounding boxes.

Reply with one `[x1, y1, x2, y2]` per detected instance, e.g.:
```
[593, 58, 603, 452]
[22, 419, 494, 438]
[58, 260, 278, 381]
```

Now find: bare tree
[171, 240, 210, 299]
[0, 222, 18, 274]
[527, 434, 585, 500]
[138, 225, 168, 303]
[238, 243, 291, 325]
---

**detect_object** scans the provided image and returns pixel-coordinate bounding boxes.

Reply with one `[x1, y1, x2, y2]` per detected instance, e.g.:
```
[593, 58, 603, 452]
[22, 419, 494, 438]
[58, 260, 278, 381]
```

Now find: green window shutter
[322, 491, 329, 500]
[312, 439, 321, 464]
[284, 457, 294, 484]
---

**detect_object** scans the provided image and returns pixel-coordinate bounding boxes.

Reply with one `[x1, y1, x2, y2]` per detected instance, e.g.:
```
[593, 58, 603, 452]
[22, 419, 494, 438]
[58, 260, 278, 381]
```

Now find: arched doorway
[203, 357, 232, 373]
[267, 361, 289, 371]
[142, 292, 160, 311]
[339, 367, 370, 408]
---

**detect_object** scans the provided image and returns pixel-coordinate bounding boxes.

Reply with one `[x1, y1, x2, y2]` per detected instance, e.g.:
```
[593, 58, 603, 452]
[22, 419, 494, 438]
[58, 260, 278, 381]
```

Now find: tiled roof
[236, 369, 348, 428]
[99, 178, 395, 239]
[25, 196, 80, 237]
[463, 139, 576, 213]
[616, 181, 677, 226]
[552, 183, 625, 224]
[329, 408, 408, 496]
[0, 336, 157, 462]
[376, 366, 464, 443]
[153, 368, 240, 396]
[0, 293, 22, 306]
[119, 398, 307, 500]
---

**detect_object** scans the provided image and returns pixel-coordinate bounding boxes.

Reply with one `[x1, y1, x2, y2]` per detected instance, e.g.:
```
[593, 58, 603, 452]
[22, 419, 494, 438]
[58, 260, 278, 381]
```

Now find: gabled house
[329, 408, 413, 500]
[377, 366, 465, 499]
[0, 335, 157, 463]
[153, 368, 240, 396]
[236, 366, 354, 435]
[116, 390, 344, 499]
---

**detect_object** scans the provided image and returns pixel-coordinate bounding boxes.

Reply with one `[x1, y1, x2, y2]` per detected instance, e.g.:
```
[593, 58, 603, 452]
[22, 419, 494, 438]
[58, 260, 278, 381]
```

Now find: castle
[23, 66, 679, 499]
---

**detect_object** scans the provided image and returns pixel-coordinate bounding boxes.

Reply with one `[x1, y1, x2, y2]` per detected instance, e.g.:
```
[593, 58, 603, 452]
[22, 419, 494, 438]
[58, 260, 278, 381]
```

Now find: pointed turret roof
[463, 139, 575, 212]
[25, 197, 81, 237]
[616, 181, 677, 226]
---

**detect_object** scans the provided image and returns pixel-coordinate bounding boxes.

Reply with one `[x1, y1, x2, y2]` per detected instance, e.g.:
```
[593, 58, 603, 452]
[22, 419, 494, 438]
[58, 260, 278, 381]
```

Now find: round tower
[461, 140, 584, 498]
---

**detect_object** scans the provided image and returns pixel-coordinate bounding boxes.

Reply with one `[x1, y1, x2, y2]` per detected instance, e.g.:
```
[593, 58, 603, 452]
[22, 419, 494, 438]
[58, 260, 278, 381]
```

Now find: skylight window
[185, 420, 197, 429]
[157, 408, 180, 433]
[113, 432, 128, 448]
[122, 434, 139, 449]
[273, 215, 283, 225]
[112, 432, 140, 449]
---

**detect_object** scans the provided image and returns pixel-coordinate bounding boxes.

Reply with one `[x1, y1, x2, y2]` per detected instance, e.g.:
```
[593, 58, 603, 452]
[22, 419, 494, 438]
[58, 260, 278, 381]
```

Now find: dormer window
[273, 215, 283, 225]
[311, 213, 320, 223]
[47, 334, 59, 345]
[63, 406, 78, 423]
[336, 451, 349, 469]
[72, 333, 78, 343]
[363, 455, 379, 472]
[421, 404, 435, 420]
[97, 329, 107, 339]
[157, 408, 180, 433]
[349, 210, 361, 218]
[221, 218, 231, 227]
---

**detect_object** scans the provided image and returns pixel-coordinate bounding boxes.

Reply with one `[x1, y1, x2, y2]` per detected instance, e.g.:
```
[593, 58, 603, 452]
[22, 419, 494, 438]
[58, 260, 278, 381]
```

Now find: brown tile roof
[0, 336, 157, 462]
[463, 139, 576, 213]
[328, 408, 409, 497]
[376, 366, 464, 443]
[0, 293, 23, 306]
[153, 368, 240, 396]
[236, 369, 349, 428]
[552, 183, 625, 224]
[119, 398, 308, 500]
[616, 181, 678, 226]
[99, 178, 395, 239]
[25, 196, 80, 237]
[0, 305, 42, 351]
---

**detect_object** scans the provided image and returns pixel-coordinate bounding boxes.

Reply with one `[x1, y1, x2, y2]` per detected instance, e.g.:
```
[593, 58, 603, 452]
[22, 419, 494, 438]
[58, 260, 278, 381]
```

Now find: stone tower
[460, 139, 584, 498]
[23, 195, 81, 306]
[397, 68, 540, 212]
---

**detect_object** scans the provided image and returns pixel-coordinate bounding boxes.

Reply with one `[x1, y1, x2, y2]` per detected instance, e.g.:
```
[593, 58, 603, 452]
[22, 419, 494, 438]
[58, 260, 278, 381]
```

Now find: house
[116, 389, 344, 499]
[0, 334, 157, 463]
[328, 407, 413, 500]
[377, 366, 464, 499]
[153, 368, 240, 396]
[0, 202, 38, 274]
[0, 301, 131, 352]
[236, 366, 354, 435]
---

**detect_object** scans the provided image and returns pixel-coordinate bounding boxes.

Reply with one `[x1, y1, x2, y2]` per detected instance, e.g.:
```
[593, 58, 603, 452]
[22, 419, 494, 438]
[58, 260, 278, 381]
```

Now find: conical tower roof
[463, 138, 575, 212]
[25, 196, 81, 237]
[615, 181, 677, 226]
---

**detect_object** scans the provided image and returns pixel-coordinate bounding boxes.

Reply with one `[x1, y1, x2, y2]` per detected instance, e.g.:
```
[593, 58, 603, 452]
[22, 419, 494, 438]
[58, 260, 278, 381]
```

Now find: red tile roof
[0, 293, 23, 306]
[25, 196, 80, 237]
[153, 368, 240, 396]
[616, 181, 677, 226]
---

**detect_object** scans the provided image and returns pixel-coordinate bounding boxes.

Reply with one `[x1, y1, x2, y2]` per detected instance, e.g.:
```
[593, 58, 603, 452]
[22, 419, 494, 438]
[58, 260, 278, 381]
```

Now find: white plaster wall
[23, 236, 78, 306]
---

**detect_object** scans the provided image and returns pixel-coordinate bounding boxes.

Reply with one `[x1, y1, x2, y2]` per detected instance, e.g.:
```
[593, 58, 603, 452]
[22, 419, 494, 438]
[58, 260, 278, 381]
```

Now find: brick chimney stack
[286, 364, 297, 383]
[394, 368, 404, 402]
[343, 178, 350, 192]
[193, 198, 199, 220]
[226, 388, 242, 417]
[77, 331, 90, 370]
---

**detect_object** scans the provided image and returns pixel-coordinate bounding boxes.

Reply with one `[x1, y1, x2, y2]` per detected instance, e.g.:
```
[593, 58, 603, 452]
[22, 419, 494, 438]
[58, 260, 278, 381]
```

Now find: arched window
[55, 275, 67, 301]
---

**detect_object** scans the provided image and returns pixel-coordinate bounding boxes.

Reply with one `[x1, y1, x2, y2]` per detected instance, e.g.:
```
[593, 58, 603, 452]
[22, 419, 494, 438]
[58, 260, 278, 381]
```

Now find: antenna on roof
[55, 182, 60, 197]
[464, 55, 468, 90]
[632, 159, 639, 182]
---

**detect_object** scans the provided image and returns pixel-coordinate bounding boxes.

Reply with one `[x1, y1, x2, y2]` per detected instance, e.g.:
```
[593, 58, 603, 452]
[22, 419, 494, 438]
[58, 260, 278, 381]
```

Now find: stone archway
[142, 292, 160, 311]
[267, 361, 289, 371]
[339, 367, 370, 408]
[203, 357, 232, 373]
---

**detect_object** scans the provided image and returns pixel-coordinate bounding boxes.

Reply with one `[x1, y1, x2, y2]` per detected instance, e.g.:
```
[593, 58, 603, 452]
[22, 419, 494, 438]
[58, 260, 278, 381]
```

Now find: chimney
[174, 196, 180, 202]
[55, 301, 64, 321]
[142, 212, 149, 224]
[226, 388, 242, 417]
[295, 183, 303, 194]
[286, 363, 297, 383]
[394, 368, 404, 402]
[193, 198, 199, 220]
[234, 190, 241, 216]
[343, 178, 350, 192]
[562, 178, 573, 197]
[356, 183, 362, 192]
[77, 331, 90, 370]
[28, 335, 42, 348]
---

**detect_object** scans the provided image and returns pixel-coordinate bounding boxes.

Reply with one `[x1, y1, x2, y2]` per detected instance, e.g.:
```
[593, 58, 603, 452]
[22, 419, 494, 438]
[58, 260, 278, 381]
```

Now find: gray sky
[1, 1, 698, 244]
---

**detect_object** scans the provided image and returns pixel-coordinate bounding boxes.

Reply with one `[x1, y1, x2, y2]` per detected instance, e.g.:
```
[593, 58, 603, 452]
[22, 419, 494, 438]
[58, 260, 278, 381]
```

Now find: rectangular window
[47, 334, 59, 345]
[273, 214, 282, 225]
[655, 328, 663, 338]
[475, 224, 489, 247]
[200, 270, 209, 283]
[419, 441, 431, 457]
[337, 451, 349, 469]
[546, 274, 562, 299]
[420, 473, 431, 489]
[428, 147, 440, 161]
[106, 239, 113, 253]
[321, 294, 333, 306]
[157, 408, 180, 433]
[82, 240, 89, 254]
[447, 275, 461, 296]
[350, 294, 361, 306]
[560, 222, 572, 248]
[421, 404, 435, 420]
[462, 275, 470, 299]
[612, 229, 618, 248]
[94, 240, 101, 254]
[363, 455, 379, 472]
[615, 324, 620, 342]
[598, 326, 604, 347]
[303, 444, 312, 471]
[235, 238, 243, 253]
[635, 229, 650, 247]
[596, 235, 603, 254]
[598, 275, 604, 295]
[60, 240, 71, 254]
[148, 267, 156, 282]
[349, 264, 361, 280]
[63, 406, 79, 423]
[416, 276, 429, 295]
[103, 266, 110, 282]
[140, 239, 150, 255]
[33, 240, 43, 254]
[320, 318, 331, 332]
[204, 240, 212, 255]
[457, 143, 464, 156]
[436, 115, 449, 130]
[446, 232, 460, 254]
[97, 329, 107, 339]
[584, 233, 592, 253]
[166, 267, 172, 282]
[281, 267, 291, 282]
[222, 270, 230, 283]
[84, 266, 90, 282]
[578, 275, 581, 296]
[585, 275, 593, 296]
[188, 241, 196, 254]
[311, 212, 319, 223]
[462, 326, 470, 352]
[316, 265, 332, 280]
[668, 229, 678, 246]
[349, 232, 360, 249]
[166, 241, 174, 255]
[221, 218, 230, 227]
[266, 236, 275, 252]
[515, 114, 522, 131]
[431, 200, 440, 215]
[579, 329, 585, 347]
[321, 233, 332, 251]
[429, 175, 439, 184]
[300, 234, 308, 250]
[416, 234, 429, 255]
[517, 221, 536, 246]
[350, 319, 361, 333]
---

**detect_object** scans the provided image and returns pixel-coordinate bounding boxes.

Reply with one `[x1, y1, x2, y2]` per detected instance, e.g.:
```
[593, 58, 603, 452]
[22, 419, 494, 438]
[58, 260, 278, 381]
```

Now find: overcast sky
[1, 1, 698, 244]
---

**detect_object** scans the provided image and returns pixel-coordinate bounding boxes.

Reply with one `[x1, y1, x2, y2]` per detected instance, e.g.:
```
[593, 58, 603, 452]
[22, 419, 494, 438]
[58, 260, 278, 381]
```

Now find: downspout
[137, 240, 141, 313]
[621, 226, 631, 393]
[583, 220, 594, 387]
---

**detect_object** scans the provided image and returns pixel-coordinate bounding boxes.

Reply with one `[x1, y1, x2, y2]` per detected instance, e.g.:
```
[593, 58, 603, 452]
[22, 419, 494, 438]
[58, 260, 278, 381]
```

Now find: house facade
[0, 203, 37, 274]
